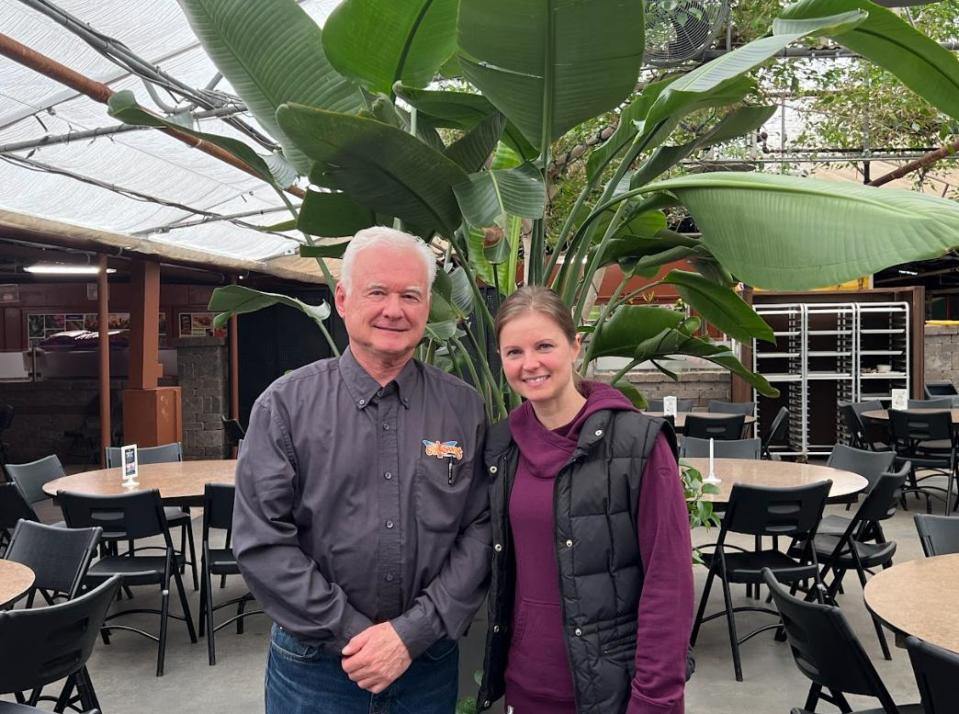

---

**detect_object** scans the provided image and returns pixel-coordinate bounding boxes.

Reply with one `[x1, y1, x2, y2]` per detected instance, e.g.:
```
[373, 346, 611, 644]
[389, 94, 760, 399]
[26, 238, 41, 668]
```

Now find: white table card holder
[703, 438, 722, 485]
[120, 444, 138, 486]
[663, 396, 678, 418]
[891, 389, 908, 411]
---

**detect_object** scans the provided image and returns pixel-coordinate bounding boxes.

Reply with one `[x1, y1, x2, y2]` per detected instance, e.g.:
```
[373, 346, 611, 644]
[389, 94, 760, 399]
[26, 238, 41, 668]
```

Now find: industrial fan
[643, 0, 730, 67]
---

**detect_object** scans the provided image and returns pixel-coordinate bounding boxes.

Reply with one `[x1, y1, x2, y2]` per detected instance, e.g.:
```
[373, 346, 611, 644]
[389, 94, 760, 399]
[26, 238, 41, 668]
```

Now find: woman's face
[498, 310, 581, 406]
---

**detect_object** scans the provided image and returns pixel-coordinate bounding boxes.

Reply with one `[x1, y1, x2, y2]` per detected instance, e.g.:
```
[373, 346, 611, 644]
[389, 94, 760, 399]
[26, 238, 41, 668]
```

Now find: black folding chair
[818, 446, 896, 535]
[0, 483, 38, 554]
[914, 514, 959, 557]
[690, 481, 831, 681]
[105, 442, 197, 590]
[763, 570, 922, 714]
[199, 483, 262, 665]
[5, 520, 101, 608]
[220, 416, 246, 447]
[760, 406, 790, 460]
[708, 400, 756, 416]
[0, 576, 120, 714]
[889, 410, 957, 514]
[840, 400, 890, 452]
[681, 437, 761, 460]
[59, 490, 198, 676]
[685, 414, 745, 441]
[907, 636, 959, 714]
[4, 455, 65, 519]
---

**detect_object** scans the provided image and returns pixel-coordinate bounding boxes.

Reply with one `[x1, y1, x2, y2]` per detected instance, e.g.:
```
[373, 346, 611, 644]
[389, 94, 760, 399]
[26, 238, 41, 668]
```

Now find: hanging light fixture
[24, 262, 115, 275]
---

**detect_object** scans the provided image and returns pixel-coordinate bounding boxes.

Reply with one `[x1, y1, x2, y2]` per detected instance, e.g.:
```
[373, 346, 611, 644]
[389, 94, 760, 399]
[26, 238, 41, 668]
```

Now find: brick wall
[924, 324, 959, 386]
[594, 368, 731, 406]
[176, 336, 229, 460]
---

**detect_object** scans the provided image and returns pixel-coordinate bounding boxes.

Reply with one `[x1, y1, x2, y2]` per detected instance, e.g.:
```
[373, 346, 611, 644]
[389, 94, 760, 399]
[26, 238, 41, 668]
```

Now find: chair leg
[171, 565, 198, 643]
[52, 672, 75, 712]
[205, 563, 216, 665]
[157, 585, 170, 677]
[237, 596, 247, 635]
[853, 564, 891, 660]
[76, 666, 100, 712]
[184, 521, 199, 591]
[719, 576, 743, 681]
[803, 682, 822, 711]
[221, 531, 232, 589]
[198, 559, 207, 638]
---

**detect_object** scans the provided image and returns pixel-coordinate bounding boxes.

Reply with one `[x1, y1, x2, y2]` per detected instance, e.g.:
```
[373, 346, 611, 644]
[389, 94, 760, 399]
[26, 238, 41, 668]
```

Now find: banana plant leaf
[642, 173, 959, 290]
[457, 0, 645, 150]
[661, 270, 775, 344]
[444, 113, 507, 172]
[297, 191, 376, 238]
[777, 0, 959, 121]
[299, 239, 352, 259]
[588, 305, 685, 361]
[177, 0, 364, 175]
[107, 91, 279, 186]
[209, 285, 331, 329]
[453, 163, 545, 228]
[276, 104, 467, 235]
[322, 0, 458, 95]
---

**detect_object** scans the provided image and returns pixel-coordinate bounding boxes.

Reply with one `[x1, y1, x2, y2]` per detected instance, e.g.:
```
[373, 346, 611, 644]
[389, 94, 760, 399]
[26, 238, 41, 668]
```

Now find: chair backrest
[908, 398, 955, 410]
[0, 482, 39, 532]
[761, 406, 790, 458]
[220, 416, 246, 446]
[925, 382, 959, 398]
[763, 569, 899, 710]
[707, 400, 755, 416]
[838, 401, 867, 448]
[60, 489, 169, 542]
[0, 575, 120, 696]
[5, 521, 101, 600]
[203, 482, 236, 534]
[907, 636, 959, 714]
[723, 481, 831, 538]
[104, 442, 182, 468]
[685, 414, 745, 441]
[854, 467, 909, 526]
[681, 437, 761, 460]
[914, 514, 959, 557]
[889, 409, 954, 445]
[4, 455, 65, 505]
[0, 403, 14, 431]
[646, 398, 696, 412]
[826, 445, 896, 490]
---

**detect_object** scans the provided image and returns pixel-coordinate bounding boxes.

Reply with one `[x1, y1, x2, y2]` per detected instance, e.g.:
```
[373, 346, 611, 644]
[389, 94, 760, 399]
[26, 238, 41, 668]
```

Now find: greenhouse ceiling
[0, 0, 339, 274]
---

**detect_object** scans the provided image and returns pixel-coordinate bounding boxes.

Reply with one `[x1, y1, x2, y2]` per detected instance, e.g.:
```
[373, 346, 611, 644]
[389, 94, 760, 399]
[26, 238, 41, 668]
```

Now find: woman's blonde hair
[494, 286, 578, 345]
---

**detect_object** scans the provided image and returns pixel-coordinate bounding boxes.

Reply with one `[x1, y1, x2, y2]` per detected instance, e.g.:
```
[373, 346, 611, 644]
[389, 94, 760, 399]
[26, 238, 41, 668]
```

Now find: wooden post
[97, 254, 110, 460]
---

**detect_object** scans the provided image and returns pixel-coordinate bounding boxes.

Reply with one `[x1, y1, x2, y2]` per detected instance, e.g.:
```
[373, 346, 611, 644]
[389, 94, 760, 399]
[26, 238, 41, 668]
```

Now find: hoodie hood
[508, 380, 635, 479]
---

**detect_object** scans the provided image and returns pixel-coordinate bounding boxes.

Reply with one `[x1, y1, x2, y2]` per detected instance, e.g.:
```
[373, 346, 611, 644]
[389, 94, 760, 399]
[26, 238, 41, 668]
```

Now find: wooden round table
[684, 458, 868, 504]
[864, 553, 959, 654]
[43, 460, 236, 507]
[0, 560, 35, 608]
[644, 412, 756, 430]
[862, 408, 959, 426]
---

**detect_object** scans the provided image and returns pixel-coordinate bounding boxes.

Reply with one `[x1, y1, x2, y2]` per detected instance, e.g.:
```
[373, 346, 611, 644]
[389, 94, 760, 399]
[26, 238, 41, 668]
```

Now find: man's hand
[341, 622, 412, 693]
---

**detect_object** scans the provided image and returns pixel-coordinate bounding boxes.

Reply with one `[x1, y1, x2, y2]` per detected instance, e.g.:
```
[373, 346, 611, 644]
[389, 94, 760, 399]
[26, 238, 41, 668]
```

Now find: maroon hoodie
[505, 381, 692, 714]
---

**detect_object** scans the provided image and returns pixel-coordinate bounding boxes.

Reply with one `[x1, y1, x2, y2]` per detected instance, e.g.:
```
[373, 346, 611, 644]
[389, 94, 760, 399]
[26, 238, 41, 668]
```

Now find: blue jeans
[265, 624, 459, 714]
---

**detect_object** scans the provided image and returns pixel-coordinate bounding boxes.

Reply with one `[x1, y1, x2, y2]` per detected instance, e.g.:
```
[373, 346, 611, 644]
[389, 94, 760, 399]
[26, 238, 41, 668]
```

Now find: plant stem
[608, 358, 640, 386]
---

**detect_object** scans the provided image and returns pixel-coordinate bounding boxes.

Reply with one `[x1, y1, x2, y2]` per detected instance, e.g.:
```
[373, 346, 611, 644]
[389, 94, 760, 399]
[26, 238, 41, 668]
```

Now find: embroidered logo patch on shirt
[422, 440, 464, 461]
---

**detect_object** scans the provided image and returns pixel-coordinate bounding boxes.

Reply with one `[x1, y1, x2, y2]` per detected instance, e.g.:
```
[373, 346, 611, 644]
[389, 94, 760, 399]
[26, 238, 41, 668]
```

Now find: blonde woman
[478, 286, 693, 714]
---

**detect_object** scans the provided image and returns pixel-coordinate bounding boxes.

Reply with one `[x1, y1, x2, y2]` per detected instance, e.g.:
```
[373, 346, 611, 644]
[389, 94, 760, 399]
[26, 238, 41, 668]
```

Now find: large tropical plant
[110, 0, 959, 421]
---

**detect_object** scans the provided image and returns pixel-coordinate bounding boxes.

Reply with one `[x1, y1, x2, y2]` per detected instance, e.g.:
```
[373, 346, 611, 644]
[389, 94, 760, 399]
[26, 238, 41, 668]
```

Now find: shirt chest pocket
[415, 454, 471, 533]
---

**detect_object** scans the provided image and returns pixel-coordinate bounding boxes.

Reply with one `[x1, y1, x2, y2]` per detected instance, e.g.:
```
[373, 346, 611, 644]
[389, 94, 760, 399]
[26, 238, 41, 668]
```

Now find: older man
[233, 227, 490, 714]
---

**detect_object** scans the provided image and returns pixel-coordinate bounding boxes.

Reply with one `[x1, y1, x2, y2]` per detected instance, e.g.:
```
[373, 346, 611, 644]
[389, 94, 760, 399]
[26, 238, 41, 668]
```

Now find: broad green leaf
[662, 270, 774, 344]
[595, 228, 695, 269]
[644, 172, 959, 290]
[394, 84, 537, 160]
[467, 226, 497, 285]
[627, 245, 701, 279]
[457, 0, 645, 150]
[632, 328, 778, 396]
[453, 164, 545, 228]
[426, 320, 458, 341]
[611, 381, 648, 409]
[209, 285, 330, 329]
[484, 236, 511, 265]
[444, 113, 507, 172]
[276, 104, 467, 235]
[429, 267, 473, 321]
[777, 0, 959, 121]
[449, 266, 475, 316]
[299, 240, 352, 259]
[589, 305, 685, 360]
[177, 0, 364, 174]
[630, 105, 777, 188]
[323, 0, 458, 95]
[107, 90, 276, 185]
[298, 191, 375, 237]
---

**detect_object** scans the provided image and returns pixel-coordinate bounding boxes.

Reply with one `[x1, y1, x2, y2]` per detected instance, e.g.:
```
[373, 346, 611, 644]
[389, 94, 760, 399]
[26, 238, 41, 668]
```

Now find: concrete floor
[4, 477, 943, 714]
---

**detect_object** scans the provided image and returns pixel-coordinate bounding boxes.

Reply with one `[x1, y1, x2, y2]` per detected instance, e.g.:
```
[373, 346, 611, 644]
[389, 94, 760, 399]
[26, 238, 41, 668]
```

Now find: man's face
[335, 245, 431, 365]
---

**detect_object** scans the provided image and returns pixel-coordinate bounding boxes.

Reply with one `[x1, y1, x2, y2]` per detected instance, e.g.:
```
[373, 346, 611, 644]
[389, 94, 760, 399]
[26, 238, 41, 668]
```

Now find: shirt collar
[339, 346, 417, 409]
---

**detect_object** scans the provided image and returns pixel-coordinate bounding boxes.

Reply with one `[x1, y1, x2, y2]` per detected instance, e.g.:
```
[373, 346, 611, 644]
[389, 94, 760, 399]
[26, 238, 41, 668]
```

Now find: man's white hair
[340, 226, 437, 294]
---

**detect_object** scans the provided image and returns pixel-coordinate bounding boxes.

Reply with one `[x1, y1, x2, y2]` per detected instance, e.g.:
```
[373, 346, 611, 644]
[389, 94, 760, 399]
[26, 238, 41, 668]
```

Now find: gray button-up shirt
[233, 348, 490, 658]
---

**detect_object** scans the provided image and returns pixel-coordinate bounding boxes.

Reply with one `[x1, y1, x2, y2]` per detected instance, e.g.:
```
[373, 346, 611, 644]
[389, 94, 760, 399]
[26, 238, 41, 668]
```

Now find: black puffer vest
[477, 409, 676, 714]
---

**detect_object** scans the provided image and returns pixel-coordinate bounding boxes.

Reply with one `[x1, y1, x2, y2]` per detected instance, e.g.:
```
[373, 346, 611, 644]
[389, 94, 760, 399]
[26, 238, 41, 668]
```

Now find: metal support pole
[97, 254, 111, 459]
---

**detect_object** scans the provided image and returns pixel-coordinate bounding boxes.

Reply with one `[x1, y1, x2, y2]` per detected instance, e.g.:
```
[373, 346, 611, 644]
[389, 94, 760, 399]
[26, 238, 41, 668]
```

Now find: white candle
[709, 437, 714, 476]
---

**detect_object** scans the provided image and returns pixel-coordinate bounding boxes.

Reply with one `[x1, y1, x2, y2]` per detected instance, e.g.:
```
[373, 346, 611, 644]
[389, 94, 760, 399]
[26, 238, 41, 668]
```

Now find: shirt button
[386, 520, 394, 529]
[489, 466, 497, 474]
[574, 628, 583, 637]
[376, 389, 384, 398]
[384, 472, 393, 480]
[565, 539, 573, 547]
[493, 625, 501, 633]
[594, 429, 603, 436]
[358, 399, 366, 406]
[494, 543, 502, 552]
[383, 423, 390, 431]
[385, 574, 394, 582]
